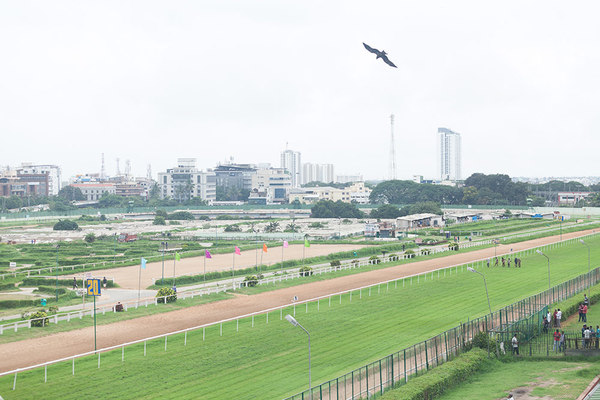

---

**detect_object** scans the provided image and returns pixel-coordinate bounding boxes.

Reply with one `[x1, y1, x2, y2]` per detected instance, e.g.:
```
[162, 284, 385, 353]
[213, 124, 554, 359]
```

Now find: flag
[263, 243, 268, 252]
[235, 246, 241, 255]
[175, 252, 181, 261]
[141, 257, 147, 269]
[283, 240, 289, 248]
[205, 250, 212, 259]
[304, 238, 310, 248]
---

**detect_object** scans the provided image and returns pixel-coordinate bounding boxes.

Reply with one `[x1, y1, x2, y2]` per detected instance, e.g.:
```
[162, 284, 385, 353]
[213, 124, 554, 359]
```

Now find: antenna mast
[100, 153, 105, 180]
[389, 114, 397, 180]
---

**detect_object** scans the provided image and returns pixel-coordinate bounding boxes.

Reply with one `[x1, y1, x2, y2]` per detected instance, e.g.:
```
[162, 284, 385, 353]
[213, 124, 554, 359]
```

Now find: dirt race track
[85, 244, 368, 289]
[0, 229, 595, 373]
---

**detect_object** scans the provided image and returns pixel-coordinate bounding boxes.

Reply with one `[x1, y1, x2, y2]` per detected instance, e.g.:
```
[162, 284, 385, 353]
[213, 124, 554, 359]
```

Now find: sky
[1, 1, 599, 182]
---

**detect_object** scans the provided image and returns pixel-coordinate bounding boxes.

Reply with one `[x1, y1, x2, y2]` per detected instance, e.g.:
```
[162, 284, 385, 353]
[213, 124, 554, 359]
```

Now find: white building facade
[437, 128, 461, 181]
[157, 158, 216, 202]
[252, 167, 291, 203]
[17, 164, 61, 195]
[302, 163, 335, 184]
[280, 149, 302, 188]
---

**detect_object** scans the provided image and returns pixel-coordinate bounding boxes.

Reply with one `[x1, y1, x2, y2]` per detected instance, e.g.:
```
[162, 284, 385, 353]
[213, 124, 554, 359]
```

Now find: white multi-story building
[280, 149, 301, 188]
[252, 167, 291, 203]
[437, 128, 461, 181]
[16, 164, 61, 195]
[302, 163, 335, 184]
[70, 183, 116, 201]
[157, 158, 216, 203]
[335, 174, 363, 184]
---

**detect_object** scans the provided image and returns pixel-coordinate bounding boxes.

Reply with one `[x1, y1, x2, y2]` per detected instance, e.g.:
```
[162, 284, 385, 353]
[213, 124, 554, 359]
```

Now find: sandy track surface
[0, 229, 595, 373]
[80, 244, 367, 289]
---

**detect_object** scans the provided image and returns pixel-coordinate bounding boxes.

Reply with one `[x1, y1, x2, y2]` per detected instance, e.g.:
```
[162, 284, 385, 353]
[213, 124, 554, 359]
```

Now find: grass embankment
[1, 236, 599, 399]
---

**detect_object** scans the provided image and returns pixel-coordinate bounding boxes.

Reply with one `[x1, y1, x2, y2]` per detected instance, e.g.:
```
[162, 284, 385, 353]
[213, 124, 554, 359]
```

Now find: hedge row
[0, 282, 16, 291]
[0, 299, 38, 309]
[21, 277, 116, 288]
[551, 281, 600, 320]
[380, 348, 488, 400]
[33, 286, 68, 295]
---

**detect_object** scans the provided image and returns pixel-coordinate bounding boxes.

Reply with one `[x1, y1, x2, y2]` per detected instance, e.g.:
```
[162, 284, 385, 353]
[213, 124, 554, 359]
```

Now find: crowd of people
[487, 256, 522, 268]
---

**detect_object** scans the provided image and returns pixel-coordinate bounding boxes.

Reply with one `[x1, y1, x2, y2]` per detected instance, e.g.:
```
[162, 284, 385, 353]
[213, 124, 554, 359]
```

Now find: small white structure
[396, 213, 444, 230]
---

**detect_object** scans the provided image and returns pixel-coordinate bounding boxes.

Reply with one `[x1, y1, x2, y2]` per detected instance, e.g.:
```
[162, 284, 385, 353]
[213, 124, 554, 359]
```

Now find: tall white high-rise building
[280, 149, 301, 188]
[301, 163, 335, 184]
[437, 128, 461, 181]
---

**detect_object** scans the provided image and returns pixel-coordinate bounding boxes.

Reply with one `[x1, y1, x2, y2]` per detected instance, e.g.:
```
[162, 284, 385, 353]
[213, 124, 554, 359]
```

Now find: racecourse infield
[0, 228, 595, 374]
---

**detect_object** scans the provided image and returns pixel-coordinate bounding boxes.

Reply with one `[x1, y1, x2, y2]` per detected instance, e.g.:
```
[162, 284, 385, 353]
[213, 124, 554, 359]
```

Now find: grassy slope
[437, 358, 599, 399]
[1, 235, 599, 399]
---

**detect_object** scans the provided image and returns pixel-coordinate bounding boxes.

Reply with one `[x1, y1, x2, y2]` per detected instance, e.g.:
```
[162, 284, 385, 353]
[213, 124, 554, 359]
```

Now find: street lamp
[580, 239, 591, 287]
[285, 315, 311, 399]
[536, 250, 551, 303]
[160, 241, 167, 285]
[54, 244, 60, 302]
[467, 267, 492, 316]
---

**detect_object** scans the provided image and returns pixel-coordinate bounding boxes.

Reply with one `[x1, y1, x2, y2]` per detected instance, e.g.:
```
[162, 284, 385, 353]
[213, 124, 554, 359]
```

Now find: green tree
[153, 215, 166, 225]
[370, 204, 402, 219]
[53, 220, 79, 230]
[58, 186, 85, 201]
[462, 186, 479, 204]
[264, 221, 280, 233]
[155, 209, 168, 218]
[310, 200, 365, 218]
[84, 233, 96, 243]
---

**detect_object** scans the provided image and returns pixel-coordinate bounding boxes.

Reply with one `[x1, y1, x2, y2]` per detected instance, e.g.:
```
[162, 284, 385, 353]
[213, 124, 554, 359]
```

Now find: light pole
[580, 239, 591, 287]
[285, 315, 311, 399]
[536, 250, 551, 303]
[161, 241, 167, 285]
[467, 267, 492, 316]
[54, 244, 60, 302]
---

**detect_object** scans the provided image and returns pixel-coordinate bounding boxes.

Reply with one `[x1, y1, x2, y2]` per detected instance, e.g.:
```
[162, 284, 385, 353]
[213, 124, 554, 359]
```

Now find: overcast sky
[1, 1, 599, 182]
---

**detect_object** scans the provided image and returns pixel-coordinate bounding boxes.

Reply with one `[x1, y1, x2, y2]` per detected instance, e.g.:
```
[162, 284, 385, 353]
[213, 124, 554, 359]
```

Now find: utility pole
[389, 114, 397, 180]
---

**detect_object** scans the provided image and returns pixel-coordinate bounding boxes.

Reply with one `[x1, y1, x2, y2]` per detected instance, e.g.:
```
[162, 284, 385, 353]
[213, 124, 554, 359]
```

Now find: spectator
[553, 329, 561, 352]
[103, 277, 108, 288]
[596, 326, 600, 349]
[72, 277, 77, 290]
[502, 257, 506, 267]
[559, 331, 565, 352]
[556, 309, 562, 328]
[487, 259, 490, 268]
[507, 258, 511, 267]
[584, 326, 592, 348]
[172, 285, 177, 293]
[552, 309, 558, 327]
[582, 304, 588, 322]
[582, 325, 588, 348]
[584, 294, 589, 307]
[115, 302, 124, 312]
[542, 316, 549, 333]
[511, 334, 519, 355]
[578, 304, 584, 322]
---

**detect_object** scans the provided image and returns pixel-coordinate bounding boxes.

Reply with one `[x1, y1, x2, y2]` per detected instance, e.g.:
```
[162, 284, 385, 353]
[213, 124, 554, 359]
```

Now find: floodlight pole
[285, 315, 311, 399]
[580, 240, 591, 288]
[536, 250, 551, 303]
[55, 245, 60, 302]
[467, 267, 492, 316]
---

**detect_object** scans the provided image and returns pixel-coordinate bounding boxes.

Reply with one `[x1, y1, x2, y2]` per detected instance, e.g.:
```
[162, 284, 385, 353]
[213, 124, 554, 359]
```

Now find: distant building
[214, 163, 257, 192]
[71, 183, 116, 201]
[252, 167, 291, 203]
[302, 163, 335, 184]
[558, 192, 591, 206]
[288, 182, 371, 204]
[396, 213, 444, 230]
[335, 174, 363, 184]
[16, 164, 61, 195]
[281, 149, 302, 188]
[157, 158, 216, 202]
[437, 127, 461, 181]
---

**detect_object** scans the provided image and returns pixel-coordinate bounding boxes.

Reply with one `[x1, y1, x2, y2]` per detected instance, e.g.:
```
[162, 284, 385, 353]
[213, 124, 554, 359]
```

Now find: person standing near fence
[556, 309, 562, 328]
[72, 277, 77, 290]
[511, 334, 519, 355]
[579, 304, 584, 322]
[582, 304, 588, 322]
[553, 329, 561, 351]
[584, 294, 589, 307]
[559, 331, 565, 352]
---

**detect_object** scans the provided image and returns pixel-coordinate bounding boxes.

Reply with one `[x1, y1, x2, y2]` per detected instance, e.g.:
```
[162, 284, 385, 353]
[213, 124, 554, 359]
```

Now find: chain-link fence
[284, 267, 600, 400]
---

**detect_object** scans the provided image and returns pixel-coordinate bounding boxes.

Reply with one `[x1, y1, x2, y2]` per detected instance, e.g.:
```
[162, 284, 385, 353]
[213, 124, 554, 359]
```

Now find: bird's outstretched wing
[363, 42, 378, 54]
[381, 54, 397, 68]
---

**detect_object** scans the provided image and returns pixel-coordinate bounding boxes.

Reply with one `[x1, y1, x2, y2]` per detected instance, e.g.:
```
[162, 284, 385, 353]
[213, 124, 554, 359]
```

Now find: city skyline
[2, 2, 600, 181]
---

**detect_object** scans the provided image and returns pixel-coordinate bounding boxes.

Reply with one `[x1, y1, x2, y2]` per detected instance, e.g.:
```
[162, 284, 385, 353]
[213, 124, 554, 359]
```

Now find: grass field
[0, 236, 599, 399]
[438, 358, 599, 399]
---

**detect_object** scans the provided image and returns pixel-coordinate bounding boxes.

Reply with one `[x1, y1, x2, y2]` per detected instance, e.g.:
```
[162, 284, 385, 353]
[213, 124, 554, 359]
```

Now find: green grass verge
[1, 236, 600, 399]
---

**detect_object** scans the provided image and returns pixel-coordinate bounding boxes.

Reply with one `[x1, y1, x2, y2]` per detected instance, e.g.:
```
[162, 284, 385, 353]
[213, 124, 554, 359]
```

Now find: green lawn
[1, 235, 599, 399]
[438, 358, 599, 399]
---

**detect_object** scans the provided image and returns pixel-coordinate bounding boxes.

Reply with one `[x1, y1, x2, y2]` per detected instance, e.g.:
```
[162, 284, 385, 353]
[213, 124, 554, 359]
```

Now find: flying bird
[363, 43, 397, 68]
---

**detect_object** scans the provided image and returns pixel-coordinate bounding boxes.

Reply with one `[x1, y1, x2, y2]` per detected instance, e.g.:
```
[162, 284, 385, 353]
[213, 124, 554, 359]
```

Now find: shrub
[309, 222, 326, 228]
[330, 260, 341, 269]
[169, 220, 181, 225]
[84, 233, 96, 243]
[53, 219, 79, 231]
[380, 349, 488, 400]
[351, 259, 360, 265]
[470, 331, 497, 350]
[156, 287, 177, 303]
[387, 253, 398, 261]
[33, 286, 67, 295]
[224, 224, 242, 232]
[155, 209, 168, 218]
[216, 215, 235, 220]
[369, 255, 381, 264]
[48, 305, 59, 314]
[448, 243, 459, 251]
[404, 249, 415, 258]
[197, 215, 210, 221]
[299, 266, 313, 277]
[153, 216, 166, 225]
[420, 248, 431, 256]
[30, 310, 49, 327]
[244, 275, 259, 287]
[167, 211, 195, 220]
[0, 299, 37, 309]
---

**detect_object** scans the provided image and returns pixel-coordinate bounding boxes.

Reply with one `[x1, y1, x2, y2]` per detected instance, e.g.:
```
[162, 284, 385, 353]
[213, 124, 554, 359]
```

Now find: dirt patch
[0, 228, 595, 374]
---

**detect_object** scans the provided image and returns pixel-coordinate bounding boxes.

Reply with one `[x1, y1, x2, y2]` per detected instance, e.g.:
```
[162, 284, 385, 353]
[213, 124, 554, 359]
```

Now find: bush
[153, 216, 166, 225]
[369, 255, 381, 264]
[167, 211, 195, 220]
[156, 287, 177, 303]
[299, 266, 313, 277]
[309, 222, 325, 228]
[30, 310, 49, 327]
[53, 220, 79, 231]
[84, 233, 96, 243]
[48, 305, 59, 314]
[197, 215, 210, 221]
[330, 260, 341, 268]
[243, 275, 260, 287]
[420, 248, 431, 256]
[169, 220, 181, 225]
[33, 286, 67, 295]
[404, 249, 415, 258]
[216, 215, 235, 220]
[448, 243, 459, 251]
[387, 253, 398, 261]
[470, 331, 497, 351]
[155, 209, 168, 218]
[224, 224, 242, 232]
[381, 349, 488, 400]
[0, 299, 38, 309]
